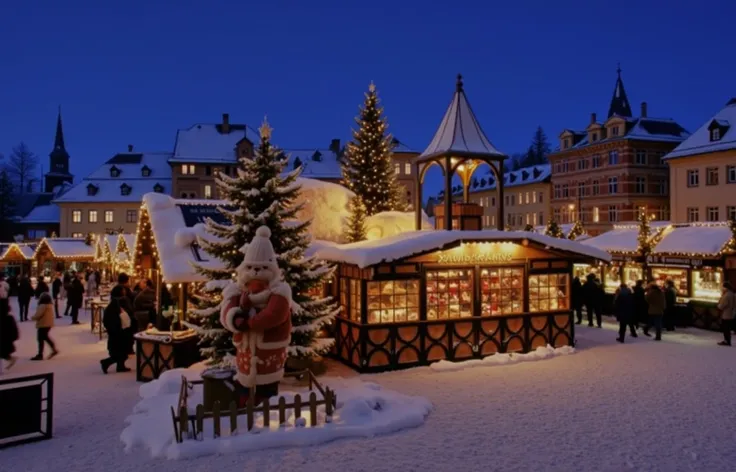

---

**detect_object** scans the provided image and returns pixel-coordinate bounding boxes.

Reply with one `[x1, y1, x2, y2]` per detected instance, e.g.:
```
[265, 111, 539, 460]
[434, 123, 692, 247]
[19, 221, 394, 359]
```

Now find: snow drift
[365, 210, 432, 240]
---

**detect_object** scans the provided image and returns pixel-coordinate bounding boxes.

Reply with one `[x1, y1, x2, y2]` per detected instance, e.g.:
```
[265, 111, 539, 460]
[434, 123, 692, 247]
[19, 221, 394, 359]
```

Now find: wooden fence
[171, 369, 337, 443]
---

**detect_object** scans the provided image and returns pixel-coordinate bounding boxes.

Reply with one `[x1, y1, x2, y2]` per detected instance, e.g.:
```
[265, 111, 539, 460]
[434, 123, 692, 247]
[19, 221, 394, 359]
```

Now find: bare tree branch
[7, 142, 39, 193]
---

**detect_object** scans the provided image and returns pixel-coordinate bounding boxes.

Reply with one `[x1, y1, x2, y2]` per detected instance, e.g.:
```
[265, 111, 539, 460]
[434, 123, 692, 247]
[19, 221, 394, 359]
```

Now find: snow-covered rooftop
[36, 238, 95, 259]
[557, 117, 690, 153]
[664, 99, 736, 160]
[53, 151, 172, 203]
[314, 230, 611, 269]
[0, 243, 35, 260]
[452, 164, 551, 196]
[19, 204, 60, 224]
[283, 149, 342, 180]
[171, 122, 260, 163]
[419, 75, 505, 161]
[653, 223, 733, 256]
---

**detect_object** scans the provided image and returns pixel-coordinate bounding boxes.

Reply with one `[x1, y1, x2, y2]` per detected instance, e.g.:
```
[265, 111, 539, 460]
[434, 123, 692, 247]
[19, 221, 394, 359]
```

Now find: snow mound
[121, 367, 431, 460]
[430, 344, 575, 373]
[365, 210, 432, 241]
[145, 192, 176, 212]
[295, 178, 354, 243]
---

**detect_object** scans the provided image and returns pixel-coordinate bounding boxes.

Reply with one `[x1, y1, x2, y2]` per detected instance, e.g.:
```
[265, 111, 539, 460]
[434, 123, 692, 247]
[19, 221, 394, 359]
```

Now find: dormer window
[311, 150, 322, 162]
[110, 165, 121, 177]
[120, 183, 132, 196]
[563, 138, 570, 149]
[86, 184, 98, 196]
[141, 165, 151, 177]
[712, 128, 721, 141]
[153, 183, 164, 193]
[707, 119, 729, 142]
[591, 133, 598, 142]
[612, 127, 620, 136]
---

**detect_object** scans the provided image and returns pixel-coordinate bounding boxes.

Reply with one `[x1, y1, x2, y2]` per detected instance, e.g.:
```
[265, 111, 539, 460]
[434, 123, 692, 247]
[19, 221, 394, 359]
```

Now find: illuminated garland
[32, 237, 96, 260]
[567, 220, 585, 240]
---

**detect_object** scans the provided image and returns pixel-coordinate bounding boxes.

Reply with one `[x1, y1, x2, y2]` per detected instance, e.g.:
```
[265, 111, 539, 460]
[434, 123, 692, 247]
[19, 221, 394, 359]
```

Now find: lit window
[712, 128, 721, 141]
[481, 268, 523, 315]
[182, 165, 196, 175]
[72, 210, 81, 223]
[204, 185, 212, 199]
[72, 232, 83, 238]
[126, 210, 137, 223]
[518, 193, 523, 205]
[88, 210, 98, 223]
[687, 169, 699, 187]
[687, 207, 699, 222]
[525, 192, 530, 204]
[529, 273, 569, 312]
[366, 280, 419, 323]
[105, 210, 114, 223]
[404, 163, 411, 175]
[593, 207, 600, 223]
[394, 163, 400, 175]
[707, 207, 719, 222]
[532, 192, 537, 203]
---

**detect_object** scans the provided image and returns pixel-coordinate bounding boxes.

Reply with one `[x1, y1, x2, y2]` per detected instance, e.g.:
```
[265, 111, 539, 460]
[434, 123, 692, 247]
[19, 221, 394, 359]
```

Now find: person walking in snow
[644, 283, 665, 340]
[0, 302, 18, 369]
[572, 276, 583, 325]
[663, 279, 677, 332]
[633, 280, 647, 329]
[17, 275, 33, 322]
[31, 293, 59, 360]
[613, 282, 636, 343]
[34, 277, 50, 299]
[582, 274, 602, 328]
[0, 274, 10, 319]
[100, 297, 132, 373]
[52, 272, 63, 319]
[67, 272, 85, 325]
[86, 269, 98, 298]
[111, 273, 136, 353]
[717, 282, 736, 346]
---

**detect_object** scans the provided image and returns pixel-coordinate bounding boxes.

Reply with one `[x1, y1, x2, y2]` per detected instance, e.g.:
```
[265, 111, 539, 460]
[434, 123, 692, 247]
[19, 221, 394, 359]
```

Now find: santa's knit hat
[243, 226, 277, 268]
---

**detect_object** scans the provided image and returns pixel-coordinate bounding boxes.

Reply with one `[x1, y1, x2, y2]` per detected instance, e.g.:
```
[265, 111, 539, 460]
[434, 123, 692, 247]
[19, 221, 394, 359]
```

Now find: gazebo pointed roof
[418, 74, 505, 163]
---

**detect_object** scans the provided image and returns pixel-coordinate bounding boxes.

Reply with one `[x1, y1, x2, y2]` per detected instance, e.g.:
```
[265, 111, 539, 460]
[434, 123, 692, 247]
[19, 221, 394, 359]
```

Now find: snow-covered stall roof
[0, 243, 35, 260]
[652, 223, 733, 257]
[314, 230, 611, 269]
[664, 98, 736, 160]
[35, 238, 95, 259]
[580, 222, 669, 254]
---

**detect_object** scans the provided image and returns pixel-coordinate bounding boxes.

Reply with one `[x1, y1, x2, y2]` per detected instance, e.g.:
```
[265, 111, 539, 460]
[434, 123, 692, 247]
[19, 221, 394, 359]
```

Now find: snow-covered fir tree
[346, 195, 367, 243]
[567, 220, 584, 240]
[189, 119, 337, 365]
[544, 220, 564, 238]
[341, 82, 406, 215]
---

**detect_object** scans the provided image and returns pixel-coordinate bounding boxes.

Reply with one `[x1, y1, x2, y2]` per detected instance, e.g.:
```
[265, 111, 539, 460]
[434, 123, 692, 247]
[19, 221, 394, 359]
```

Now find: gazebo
[415, 74, 507, 231]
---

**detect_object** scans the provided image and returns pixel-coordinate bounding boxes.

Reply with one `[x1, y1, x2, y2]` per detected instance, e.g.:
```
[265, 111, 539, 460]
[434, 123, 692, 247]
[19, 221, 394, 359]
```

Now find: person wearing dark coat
[572, 276, 584, 325]
[633, 280, 647, 328]
[62, 272, 72, 317]
[17, 275, 34, 322]
[111, 273, 136, 353]
[664, 280, 677, 331]
[613, 283, 636, 343]
[582, 274, 602, 328]
[52, 273, 63, 319]
[100, 298, 132, 373]
[644, 283, 666, 340]
[67, 272, 85, 325]
[133, 279, 156, 332]
[35, 278, 50, 299]
[0, 305, 19, 369]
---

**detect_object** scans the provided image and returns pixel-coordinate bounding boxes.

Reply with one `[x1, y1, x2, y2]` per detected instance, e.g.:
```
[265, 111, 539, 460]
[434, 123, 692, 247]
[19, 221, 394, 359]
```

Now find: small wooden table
[134, 330, 200, 382]
[89, 299, 108, 340]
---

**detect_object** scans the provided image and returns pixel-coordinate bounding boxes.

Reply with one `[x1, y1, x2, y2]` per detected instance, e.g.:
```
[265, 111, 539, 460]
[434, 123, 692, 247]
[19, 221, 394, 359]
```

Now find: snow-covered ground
[3, 296, 736, 471]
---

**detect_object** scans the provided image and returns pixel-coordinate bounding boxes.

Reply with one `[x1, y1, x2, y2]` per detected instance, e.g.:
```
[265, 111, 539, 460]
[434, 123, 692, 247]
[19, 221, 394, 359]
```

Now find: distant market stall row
[578, 221, 736, 329]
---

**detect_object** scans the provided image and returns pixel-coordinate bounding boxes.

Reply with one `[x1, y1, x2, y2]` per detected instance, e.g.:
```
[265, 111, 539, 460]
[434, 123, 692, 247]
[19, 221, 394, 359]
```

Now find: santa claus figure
[221, 226, 292, 405]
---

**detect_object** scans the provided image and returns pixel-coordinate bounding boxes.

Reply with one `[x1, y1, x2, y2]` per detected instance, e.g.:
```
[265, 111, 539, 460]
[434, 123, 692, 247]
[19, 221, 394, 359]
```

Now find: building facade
[548, 68, 690, 235]
[665, 98, 736, 224]
[460, 165, 551, 229]
[54, 148, 171, 237]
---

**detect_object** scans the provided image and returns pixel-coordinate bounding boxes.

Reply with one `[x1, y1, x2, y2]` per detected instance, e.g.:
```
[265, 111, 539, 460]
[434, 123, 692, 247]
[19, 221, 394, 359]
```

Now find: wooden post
[325, 388, 333, 416]
[278, 396, 287, 425]
[444, 156, 453, 231]
[212, 401, 221, 438]
[415, 162, 423, 230]
[195, 404, 204, 439]
[294, 394, 302, 419]
[496, 159, 505, 231]
[229, 401, 238, 434]
[309, 392, 318, 427]
[262, 397, 271, 428]
[170, 406, 180, 443]
[179, 406, 189, 440]
[246, 396, 254, 431]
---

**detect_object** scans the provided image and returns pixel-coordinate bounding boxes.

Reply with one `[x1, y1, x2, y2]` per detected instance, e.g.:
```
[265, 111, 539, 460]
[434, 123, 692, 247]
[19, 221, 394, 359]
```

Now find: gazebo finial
[456, 74, 463, 92]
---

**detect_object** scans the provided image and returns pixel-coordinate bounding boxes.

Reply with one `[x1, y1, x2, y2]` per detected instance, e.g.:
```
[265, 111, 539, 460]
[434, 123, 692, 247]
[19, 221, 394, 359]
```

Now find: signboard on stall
[178, 204, 234, 227]
[647, 255, 704, 267]
[409, 242, 549, 265]
[611, 254, 637, 263]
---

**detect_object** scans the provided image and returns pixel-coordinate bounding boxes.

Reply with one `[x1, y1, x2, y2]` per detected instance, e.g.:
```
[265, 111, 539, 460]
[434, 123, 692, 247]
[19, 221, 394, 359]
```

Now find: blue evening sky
[1, 0, 734, 197]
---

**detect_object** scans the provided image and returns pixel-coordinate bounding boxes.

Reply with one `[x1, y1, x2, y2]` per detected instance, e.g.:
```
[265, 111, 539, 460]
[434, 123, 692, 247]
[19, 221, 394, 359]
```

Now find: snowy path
[3, 298, 736, 472]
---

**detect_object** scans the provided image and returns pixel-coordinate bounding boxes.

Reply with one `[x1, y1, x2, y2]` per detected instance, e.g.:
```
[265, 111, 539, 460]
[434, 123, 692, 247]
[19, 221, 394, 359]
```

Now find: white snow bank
[365, 210, 432, 241]
[121, 366, 432, 460]
[295, 178, 354, 243]
[430, 344, 575, 373]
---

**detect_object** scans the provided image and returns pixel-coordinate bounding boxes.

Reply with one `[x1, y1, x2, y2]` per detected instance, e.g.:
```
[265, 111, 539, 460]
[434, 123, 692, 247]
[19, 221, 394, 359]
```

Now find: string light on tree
[346, 195, 368, 243]
[544, 220, 564, 239]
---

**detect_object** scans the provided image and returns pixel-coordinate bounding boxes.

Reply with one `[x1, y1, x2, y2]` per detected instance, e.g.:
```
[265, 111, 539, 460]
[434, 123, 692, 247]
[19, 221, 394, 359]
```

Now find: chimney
[590, 113, 597, 124]
[329, 138, 340, 155]
[127, 144, 134, 152]
[640, 102, 648, 118]
[222, 113, 230, 133]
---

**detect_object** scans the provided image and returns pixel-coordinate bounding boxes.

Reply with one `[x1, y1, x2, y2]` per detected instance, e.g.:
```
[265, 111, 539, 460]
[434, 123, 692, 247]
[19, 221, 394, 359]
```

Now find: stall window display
[480, 267, 523, 316]
[573, 264, 597, 280]
[339, 279, 348, 319]
[652, 267, 689, 296]
[339, 279, 363, 322]
[622, 265, 643, 287]
[529, 273, 569, 312]
[367, 279, 419, 324]
[605, 265, 622, 292]
[427, 269, 473, 320]
[693, 268, 722, 300]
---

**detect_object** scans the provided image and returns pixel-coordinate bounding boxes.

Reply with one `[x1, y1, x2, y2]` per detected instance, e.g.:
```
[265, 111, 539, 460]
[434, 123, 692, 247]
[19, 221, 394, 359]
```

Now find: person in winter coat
[52, 272, 63, 319]
[717, 282, 736, 346]
[664, 280, 677, 331]
[613, 283, 636, 343]
[633, 280, 648, 328]
[111, 273, 136, 353]
[221, 226, 291, 406]
[31, 293, 58, 360]
[133, 279, 156, 332]
[644, 283, 666, 340]
[62, 271, 72, 316]
[0, 274, 10, 319]
[572, 276, 584, 325]
[0, 303, 18, 369]
[67, 272, 85, 325]
[17, 275, 34, 322]
[34, 278, 50, 299]
[100, 297, 132, 373]
[86, 270, 98, 298]
[582, 274, 602, 328]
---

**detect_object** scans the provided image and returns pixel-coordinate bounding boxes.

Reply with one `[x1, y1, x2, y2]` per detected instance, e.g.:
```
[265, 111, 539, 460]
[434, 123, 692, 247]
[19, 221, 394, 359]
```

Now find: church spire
[54, 106, 66, 151]
[607, 64, 633, 118]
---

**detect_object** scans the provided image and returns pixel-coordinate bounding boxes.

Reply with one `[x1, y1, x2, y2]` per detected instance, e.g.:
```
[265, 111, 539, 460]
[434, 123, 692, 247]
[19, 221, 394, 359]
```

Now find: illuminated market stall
[33, 237, 95, 277]
[315, 231, 610, 372]
[0, 243, 36, 277]
[113, 233, 135, 276]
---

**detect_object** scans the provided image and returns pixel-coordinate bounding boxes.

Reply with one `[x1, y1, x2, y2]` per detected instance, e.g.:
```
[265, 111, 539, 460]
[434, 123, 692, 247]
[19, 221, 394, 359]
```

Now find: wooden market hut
[314, 231, 610, 372]
[0, 243, 36, 277]
[113, 233, 136, 276]
[33, 237, 95, 276]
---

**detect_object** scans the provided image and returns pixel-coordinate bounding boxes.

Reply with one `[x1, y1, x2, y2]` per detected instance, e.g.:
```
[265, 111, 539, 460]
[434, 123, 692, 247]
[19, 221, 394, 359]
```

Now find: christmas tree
[341, 82, 406, 215]
[567, 220, 584, 240]
[727, 218, 736, 253]
[636, 207, 652, 257]
[346, 196, 367, 242]
[190, 118, 338, 365]
[544, 220, 564, 238]
[523, 224, 534, 232]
